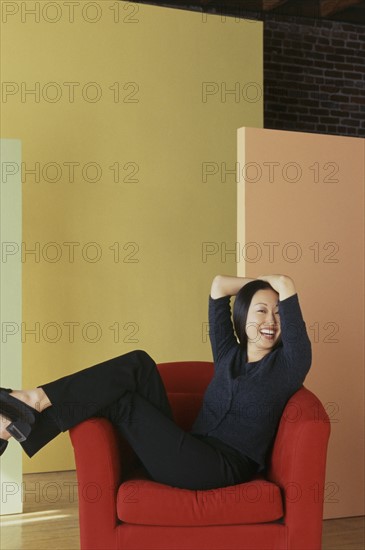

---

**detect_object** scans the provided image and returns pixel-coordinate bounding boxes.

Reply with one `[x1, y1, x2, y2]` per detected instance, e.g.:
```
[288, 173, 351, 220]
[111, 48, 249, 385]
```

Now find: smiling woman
[189, 273, 312, 474]
[234, 281, 282, 362]
[211, 274, 297, 360]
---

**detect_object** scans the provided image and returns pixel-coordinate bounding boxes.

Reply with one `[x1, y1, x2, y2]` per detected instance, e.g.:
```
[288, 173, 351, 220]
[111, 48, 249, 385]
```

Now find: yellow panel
[1, 3, 263, 472]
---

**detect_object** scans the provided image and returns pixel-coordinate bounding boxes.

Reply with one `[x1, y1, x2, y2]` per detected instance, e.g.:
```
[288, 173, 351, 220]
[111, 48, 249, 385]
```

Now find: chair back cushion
[157, 361, 213, 431]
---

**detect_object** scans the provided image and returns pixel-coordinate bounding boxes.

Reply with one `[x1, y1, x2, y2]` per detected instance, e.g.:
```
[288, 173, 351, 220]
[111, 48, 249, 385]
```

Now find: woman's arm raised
[210, 275, 256, 299]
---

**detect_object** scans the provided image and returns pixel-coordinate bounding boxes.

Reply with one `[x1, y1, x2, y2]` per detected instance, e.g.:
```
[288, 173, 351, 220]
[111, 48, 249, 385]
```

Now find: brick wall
[264, 16, 364, 137]
[136, 2, 364, 137]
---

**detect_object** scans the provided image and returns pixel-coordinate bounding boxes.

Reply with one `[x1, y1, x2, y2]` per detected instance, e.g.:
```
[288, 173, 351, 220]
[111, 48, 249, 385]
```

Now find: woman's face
[245, 288, 281, 352]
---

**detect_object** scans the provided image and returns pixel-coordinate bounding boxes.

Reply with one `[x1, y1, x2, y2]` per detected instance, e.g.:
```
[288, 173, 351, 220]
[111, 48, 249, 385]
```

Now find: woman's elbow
[211, 275, 224, 299]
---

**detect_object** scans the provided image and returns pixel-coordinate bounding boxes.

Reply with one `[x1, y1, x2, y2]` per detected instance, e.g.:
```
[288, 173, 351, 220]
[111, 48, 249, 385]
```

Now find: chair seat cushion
[117, 469, 283, 526]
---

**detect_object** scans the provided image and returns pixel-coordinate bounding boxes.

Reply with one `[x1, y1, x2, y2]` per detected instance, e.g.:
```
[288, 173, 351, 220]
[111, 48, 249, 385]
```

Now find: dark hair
[233, 280, 282, 352]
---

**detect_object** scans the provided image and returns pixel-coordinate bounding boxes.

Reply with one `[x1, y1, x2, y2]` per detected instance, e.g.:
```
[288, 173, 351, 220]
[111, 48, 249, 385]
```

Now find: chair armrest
[267, 387, 331, 550]
[69, 418, 136, 550]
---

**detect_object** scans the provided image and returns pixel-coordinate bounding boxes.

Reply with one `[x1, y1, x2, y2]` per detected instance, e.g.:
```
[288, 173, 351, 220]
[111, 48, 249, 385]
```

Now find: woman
[0, 274, 311, 491]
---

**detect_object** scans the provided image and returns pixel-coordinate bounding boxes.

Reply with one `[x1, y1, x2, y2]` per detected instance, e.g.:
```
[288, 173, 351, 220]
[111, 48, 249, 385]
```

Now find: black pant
[21, 350, 257, 490]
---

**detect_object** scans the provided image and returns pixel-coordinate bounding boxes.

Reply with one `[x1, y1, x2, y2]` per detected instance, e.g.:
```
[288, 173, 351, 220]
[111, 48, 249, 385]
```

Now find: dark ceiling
[131, 0, 365, 24]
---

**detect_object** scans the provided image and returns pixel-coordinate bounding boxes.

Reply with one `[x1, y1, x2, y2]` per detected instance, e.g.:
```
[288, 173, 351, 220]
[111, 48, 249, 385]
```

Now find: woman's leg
[3, 349, 252, 489]
[97, 391, 245, 490]
[19, 349, 173, 457]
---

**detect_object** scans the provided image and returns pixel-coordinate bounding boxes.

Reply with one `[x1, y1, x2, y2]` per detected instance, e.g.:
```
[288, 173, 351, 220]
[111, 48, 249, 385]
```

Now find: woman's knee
[134, 349, 156, 367]
[118, 349, 153, 362]
[119, 349, 156, 372]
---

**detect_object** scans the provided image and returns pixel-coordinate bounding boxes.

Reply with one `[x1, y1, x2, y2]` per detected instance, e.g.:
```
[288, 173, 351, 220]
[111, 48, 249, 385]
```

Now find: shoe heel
[6, 420, 32, 443]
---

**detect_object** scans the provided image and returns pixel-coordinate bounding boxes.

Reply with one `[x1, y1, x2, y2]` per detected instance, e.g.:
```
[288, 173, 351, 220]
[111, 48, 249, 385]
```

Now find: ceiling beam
[263, 0, 291, 10]
[199, 1, 290, 10]
[320, 0, 364, 16]
[130, 0, 365, 23]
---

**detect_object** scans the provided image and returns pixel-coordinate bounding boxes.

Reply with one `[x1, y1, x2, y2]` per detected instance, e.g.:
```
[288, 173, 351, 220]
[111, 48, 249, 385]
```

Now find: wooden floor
[0, 472, 79, 550]
[0, 471, 364, 550]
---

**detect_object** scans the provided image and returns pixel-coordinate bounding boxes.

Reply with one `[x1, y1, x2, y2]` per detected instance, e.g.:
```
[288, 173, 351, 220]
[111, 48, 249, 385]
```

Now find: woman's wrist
[256, 274, 296, 300]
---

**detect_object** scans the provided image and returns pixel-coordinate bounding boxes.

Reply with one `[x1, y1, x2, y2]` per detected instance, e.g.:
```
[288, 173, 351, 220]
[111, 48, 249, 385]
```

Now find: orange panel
[237, 127, 364, 519]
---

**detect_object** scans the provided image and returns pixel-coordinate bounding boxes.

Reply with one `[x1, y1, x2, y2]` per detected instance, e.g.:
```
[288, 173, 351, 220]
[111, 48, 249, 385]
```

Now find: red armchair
[69, 361, 331, 550]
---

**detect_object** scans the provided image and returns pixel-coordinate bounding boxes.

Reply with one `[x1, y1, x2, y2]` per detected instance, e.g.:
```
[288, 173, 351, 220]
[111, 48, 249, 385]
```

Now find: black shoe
[0, 388, 36, 443]
[0, 439, 8, 456]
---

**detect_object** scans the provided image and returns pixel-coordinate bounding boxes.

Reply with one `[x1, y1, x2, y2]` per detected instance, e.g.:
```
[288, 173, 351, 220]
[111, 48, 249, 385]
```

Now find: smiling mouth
[260, 328, 277, 341]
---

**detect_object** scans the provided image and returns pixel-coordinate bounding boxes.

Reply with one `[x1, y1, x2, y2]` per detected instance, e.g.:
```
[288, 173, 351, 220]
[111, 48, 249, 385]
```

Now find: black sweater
[190, 292, 312, 472]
